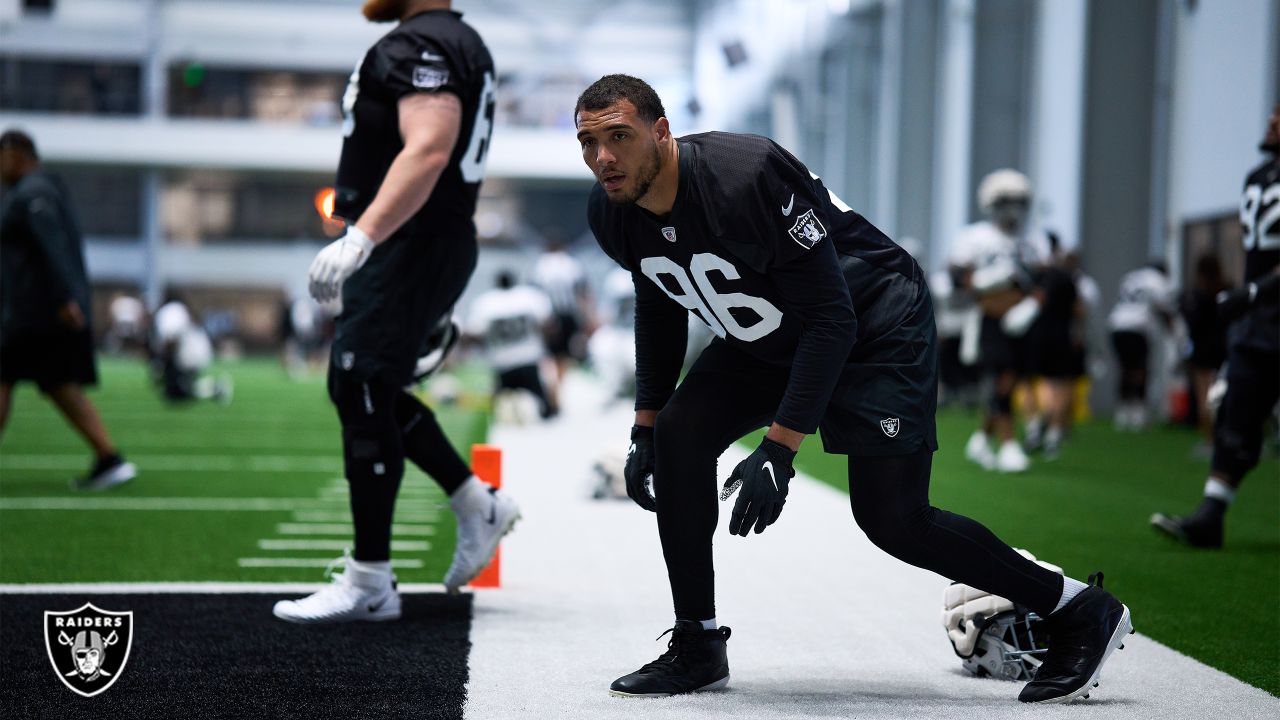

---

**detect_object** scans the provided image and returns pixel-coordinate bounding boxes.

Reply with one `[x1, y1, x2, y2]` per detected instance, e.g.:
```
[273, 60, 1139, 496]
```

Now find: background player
[465, 270, 557, 420]
[274, 0, 518, 623]
[0, 129, 136, 491]
[1152, 106, 1280, 548]
[576, 74, 1131, 704]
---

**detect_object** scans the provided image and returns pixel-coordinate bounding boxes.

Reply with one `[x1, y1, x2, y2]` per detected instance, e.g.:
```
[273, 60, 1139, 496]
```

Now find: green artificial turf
[753, 409, 1280, 696]
[0, 358, 489, 585]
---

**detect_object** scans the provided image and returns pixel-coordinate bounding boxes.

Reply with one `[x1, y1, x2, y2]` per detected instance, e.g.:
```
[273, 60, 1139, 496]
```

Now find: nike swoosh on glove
[720, 438, 796, 536]
[624, 425, 657, 512]
[308, 226, 375, 303]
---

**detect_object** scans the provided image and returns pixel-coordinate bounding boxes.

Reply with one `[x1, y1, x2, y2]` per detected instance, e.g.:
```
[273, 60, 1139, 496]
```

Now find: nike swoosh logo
[487, 499, 497, 525]
[763, 461, 778, 492]
[781, 194, 795, 217]
[368, 598, 386, 612]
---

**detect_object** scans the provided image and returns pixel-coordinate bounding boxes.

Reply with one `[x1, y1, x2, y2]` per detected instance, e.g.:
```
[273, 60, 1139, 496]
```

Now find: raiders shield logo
[787, 209, 827, 249]
[661, 226, 678, 243]
[44, 603, 134, 697]
[880, 417, 900, 438]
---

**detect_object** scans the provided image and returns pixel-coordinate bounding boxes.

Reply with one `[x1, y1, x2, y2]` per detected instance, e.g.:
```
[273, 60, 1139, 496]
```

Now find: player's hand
[1215, 284, 1255, 323]
[624, 425, 657, 512]
[58, 300, 86, 331]
[308, 226, 375, 303]
[720, 438, 796, 536]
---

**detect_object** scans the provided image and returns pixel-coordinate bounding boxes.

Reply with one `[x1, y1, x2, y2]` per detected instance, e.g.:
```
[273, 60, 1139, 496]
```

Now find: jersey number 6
[640, 253, 783, 343]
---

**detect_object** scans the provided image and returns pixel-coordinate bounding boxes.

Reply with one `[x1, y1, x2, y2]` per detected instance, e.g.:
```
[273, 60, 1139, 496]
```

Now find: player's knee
[851, 501, 936, 556]
[342, 425, 403, 483]
[652, 410, 713, 459]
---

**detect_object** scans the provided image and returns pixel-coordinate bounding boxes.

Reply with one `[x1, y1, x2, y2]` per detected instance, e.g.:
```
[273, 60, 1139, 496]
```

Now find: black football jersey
[334, 9, 495, 230]
[1234, 155, 1280, 353]
[589, 132, 921, 434]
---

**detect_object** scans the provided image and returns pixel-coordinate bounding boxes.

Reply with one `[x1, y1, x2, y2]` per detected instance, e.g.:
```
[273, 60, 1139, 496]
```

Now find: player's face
[1263, 105, 1280, 152]
[576, 100, 663, 205]
[362, 0, 408, 22]
[76, 648, 101, 675]
[0, 146, 20, 186]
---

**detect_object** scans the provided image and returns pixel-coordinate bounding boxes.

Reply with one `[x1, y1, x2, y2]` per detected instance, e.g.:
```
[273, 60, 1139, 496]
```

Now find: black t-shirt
[1234, 155, 1279, 353]
[588, 132, 920, 434]
[334, 9, 495, 231]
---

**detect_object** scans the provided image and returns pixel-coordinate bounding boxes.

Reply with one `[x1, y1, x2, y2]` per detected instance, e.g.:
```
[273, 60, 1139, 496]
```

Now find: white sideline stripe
[257, 539, 431, 552]
[0, 582, 455, 594]
[0, 497, 346, 512]
[292, 511, 439, 523]
[238, 558, 425, 569]
[276, 523, 435, 536]
[1, 454, 340, 473]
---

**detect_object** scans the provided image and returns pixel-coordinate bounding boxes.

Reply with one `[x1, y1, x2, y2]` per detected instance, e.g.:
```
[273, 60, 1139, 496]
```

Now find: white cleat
[964, 431, 996, 470]
[996, 440, 1031, 473]
[444, 484, 521, 593]
[273, 555, 401, 624]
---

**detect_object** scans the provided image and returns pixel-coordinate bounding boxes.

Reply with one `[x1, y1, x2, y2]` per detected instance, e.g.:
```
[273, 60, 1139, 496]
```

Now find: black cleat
[1150, 512, 1223, 549]
[1019, 572, 1132, 704]
[71, 453, 137, 491]
[609, 621, 731, 697]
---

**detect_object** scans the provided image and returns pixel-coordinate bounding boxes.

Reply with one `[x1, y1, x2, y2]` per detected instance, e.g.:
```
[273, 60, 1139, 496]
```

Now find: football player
[1152, 105, 1280, 548]
[576, 75, 1132, 704]
[465, 271, 557, 420]
[274, 0, 519, 623]
[1107, 262, 1174, 430]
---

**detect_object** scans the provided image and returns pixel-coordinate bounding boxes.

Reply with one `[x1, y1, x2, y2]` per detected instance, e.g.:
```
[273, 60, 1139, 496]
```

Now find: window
[162, 170, 336, 244]
[44, 164, 143, 238]
[0, 58, 141, 115]
[168, 65, 344, 125]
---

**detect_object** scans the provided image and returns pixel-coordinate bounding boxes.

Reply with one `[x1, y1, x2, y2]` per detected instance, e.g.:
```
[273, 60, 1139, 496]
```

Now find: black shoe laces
[638, 627, 689, 674]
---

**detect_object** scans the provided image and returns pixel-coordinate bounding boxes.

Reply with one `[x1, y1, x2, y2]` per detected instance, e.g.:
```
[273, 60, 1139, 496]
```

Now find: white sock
[1204, 478, 1236, 505]
[699, 618, 717, 630]
[1045, 426, 1063, 446]
[449, 476, 493, 515]
[1052, 577, 1089, 614]
[346, 558, 392, 589]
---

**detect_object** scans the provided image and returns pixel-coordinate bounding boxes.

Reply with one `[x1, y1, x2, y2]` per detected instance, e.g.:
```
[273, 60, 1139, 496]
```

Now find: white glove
[308, 226, 375, 303]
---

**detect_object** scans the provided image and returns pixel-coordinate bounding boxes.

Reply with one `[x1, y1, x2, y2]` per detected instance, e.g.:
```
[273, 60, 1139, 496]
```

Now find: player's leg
[847, 451, 1131, 703]
[609, 340, 786, 698]
[45, 383, 136, 491]
[274, 365, 403, 623]
[1153, 347, 1280, 548]
[0, 382, 12, 435]
[393, 388, 519, 591]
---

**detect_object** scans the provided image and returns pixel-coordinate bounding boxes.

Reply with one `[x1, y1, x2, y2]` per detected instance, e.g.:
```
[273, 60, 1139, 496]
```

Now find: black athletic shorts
[979, 315, 1022, 375]
[496, 363, 545, 396]
[0, 327, 98, 392]
[546, 312, 580, 358]
[1110, 330, 1148, 372]
[332, 219, 477, 386]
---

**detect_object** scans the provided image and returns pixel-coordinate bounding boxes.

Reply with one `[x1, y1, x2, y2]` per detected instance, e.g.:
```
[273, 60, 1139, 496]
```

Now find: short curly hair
[574, 74, 667, 127]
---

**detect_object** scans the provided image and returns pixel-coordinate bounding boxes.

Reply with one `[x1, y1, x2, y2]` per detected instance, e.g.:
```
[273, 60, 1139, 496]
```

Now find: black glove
[1216, 284, 1255, 323]
[625, 425, 657, 512]
[720, 438, 796, 536]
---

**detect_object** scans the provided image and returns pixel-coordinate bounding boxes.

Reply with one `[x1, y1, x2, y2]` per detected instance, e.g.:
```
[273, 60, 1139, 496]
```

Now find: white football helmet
[977, 169, 1033, 214]
[942, 549, 1062, 681]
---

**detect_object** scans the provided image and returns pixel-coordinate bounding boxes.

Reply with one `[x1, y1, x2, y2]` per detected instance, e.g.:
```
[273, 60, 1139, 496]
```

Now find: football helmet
[413, 314, 460, 383]
[942, 549, 1062, 681]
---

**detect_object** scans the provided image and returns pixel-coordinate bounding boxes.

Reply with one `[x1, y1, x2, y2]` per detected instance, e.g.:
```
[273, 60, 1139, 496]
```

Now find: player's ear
[653, 117, 670, 143]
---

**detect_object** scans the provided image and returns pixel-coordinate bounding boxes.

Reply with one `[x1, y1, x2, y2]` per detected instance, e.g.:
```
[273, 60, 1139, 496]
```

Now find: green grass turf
[0, 357, 489, 585]
[748, 410, 1280, 696]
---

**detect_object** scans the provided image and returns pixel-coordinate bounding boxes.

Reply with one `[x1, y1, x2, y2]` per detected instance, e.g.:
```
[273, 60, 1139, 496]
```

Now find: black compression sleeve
[633, 272, 688, 412]
[769, 238, 857, 433]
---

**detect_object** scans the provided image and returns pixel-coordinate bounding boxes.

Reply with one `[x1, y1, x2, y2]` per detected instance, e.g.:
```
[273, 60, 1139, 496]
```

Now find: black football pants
[1212, 345, 1280, 483]
[653, 341, 1064, 621]
[329, 365, 471, 562]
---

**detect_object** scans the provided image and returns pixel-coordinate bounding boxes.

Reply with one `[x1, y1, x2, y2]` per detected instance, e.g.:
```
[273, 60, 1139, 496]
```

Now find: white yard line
[465, 373, 1280, 720]
[291, 511, 440, 523]
[256, 539, 431, 552]
[0, 497, 342, 512]
[0, 582, 454, 594]
[237, 558, 424, 569]
[275, 523, 435, 536]
[1, 454, 341, 473]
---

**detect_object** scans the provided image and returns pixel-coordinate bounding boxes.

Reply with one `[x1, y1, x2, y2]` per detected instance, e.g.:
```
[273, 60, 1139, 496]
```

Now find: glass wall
[44, 164, 144, 238]
[161, 170, 336, 244]
[0, 58, 141, 115]
[167, 65, 345, 125]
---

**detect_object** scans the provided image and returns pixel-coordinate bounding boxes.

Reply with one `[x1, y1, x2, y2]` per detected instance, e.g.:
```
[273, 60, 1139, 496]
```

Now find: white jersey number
[640, 253, 783, 343]
[1241, 182, 1280, 251]
[460, 71, 496, 184]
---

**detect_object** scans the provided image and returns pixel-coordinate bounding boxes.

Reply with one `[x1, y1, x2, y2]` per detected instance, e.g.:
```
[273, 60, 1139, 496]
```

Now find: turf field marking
[1, 454, 341, 473]
[0, 497, 353, 511]
[0, 582, 454, 594]
[237, 558, 425, 569]
[292, 510, 440, 523]
[275, 523, 436, 536]
[257, 539, 431, 551]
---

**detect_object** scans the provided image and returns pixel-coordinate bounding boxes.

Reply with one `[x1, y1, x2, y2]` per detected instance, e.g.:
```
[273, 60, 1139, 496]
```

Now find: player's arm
[632, 272, 688, 427]
[354, 92, 462, 243]
[24, 191, 87, 329]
